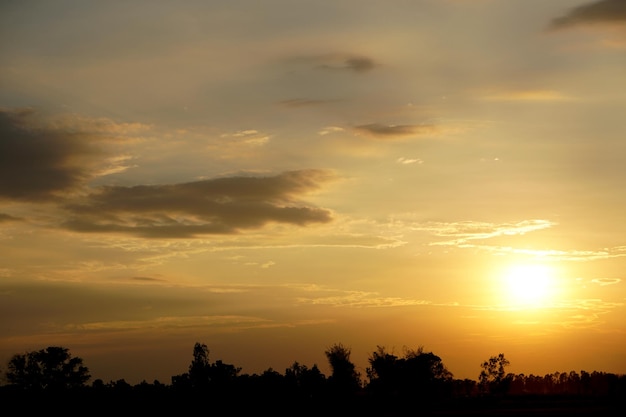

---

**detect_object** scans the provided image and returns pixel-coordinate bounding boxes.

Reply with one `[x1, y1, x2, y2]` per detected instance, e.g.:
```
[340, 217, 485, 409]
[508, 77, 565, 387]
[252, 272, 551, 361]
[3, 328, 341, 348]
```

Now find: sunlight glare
[504, 264, 555, 307]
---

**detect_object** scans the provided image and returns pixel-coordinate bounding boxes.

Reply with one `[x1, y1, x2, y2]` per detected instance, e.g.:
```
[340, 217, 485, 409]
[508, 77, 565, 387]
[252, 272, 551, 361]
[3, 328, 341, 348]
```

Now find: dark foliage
[5, 346, 90, 391]
[1, 343, 624, 416]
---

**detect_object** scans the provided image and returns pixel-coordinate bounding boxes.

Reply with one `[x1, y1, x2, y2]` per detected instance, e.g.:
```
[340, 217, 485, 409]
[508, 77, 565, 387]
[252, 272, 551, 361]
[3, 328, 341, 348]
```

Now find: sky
[1, 0, 625, 385]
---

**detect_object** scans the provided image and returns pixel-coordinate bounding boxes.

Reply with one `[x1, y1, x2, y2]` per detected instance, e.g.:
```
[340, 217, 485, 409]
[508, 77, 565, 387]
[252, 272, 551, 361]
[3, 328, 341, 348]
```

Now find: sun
[503, 264, 555, 307]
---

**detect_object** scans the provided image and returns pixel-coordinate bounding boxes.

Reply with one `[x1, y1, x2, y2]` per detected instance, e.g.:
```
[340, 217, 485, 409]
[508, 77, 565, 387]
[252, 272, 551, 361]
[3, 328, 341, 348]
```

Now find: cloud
[290, 53, 377, 73]
[354, 123, 439, 139]
[279, 98, 341, 108]
[591, 278, 622, 286]
[0, 213, 21, 223]
[397, 157, 423, 165]
[131, 276, 165, 282]
[549, 0, 626, 30]
[220, 129, 270, 147]
[318, 126, 345, 136]
[467, 245, 626, 262]
[343, 56, 376, 73]
[0, 108, 98, 201]
[62, 170, 335, 238]
[317, 55, 376, 73]
[0, 108, 148, 201]
[481, 90, 572, 102]
[410, 219, 626, 261]
[296, 289, 436, 308]
[413, 219, 555, 246]
[63, 315, 271, 332]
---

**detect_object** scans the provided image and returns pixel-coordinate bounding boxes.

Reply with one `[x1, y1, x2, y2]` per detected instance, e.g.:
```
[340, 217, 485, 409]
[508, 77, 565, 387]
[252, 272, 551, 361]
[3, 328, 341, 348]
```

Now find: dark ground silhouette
[1, 343, 624, 416]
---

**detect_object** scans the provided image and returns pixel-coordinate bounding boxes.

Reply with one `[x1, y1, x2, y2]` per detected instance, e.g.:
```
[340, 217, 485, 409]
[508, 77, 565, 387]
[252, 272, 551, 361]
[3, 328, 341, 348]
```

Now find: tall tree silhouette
[325, 343, 361, 395]
[5, 346, 90, 390]
[188, 342, 211, 389]
[479, 353, 511, 396]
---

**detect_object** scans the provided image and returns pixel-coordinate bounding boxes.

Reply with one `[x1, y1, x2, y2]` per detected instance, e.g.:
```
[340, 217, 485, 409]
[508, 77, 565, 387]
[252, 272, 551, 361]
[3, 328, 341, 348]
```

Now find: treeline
[1, 343, 624, 415]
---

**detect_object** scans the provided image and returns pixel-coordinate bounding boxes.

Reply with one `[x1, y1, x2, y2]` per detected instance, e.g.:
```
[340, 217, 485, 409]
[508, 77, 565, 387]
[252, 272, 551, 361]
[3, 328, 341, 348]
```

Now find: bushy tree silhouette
[5, 346, 90, 391]
[285, 361, 326, 401]
[325, 343, 361, 395]
[367, 345, 453, 406]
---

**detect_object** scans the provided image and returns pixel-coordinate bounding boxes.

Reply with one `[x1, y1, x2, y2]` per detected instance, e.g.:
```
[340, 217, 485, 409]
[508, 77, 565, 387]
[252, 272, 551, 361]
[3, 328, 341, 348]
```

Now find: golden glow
[503, 264, 555, 308]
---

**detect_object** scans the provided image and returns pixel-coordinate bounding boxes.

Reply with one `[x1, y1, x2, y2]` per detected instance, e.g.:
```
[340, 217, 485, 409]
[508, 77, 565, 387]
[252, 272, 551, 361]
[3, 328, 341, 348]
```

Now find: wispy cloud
[317, 55, 376, 73]
[130, 276, 166, 282]
[279, 98, 341, 108]
[467, 245, 626, 262]
[396, 157, 423, 165]
[220, 129, 270, 146]
[354, 123, 439, 139]
[0, 213, 21, 223]
[480, 90, 573, 102]
[318, 126, 345, 136]
[289, 53, 377, 73]
[549, 0, 626, 31]
[592, 278, 622, 286]
[411, 219, 556, 246]
[295, 285, 457, 308]
[63, 315, 272, 332]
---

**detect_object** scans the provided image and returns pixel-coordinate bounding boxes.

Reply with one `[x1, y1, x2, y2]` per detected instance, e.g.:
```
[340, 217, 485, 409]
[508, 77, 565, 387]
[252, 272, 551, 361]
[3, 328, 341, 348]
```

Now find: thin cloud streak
[63, 315, 272, 332]
[295, 287, 458, 309]
[354, 123, 440, 139]
[592, 278, 622, 286]
[480, 90, 573, 102]
[279, 98, 342, 108]
[466, 244, 626, 262]
[0, 213, 21, 222]
[412, 219, 556, 246]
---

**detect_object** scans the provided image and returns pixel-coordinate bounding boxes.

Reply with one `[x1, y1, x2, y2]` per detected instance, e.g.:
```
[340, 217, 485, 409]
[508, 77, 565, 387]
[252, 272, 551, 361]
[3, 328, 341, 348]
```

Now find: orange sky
[1, 0, 625, 385]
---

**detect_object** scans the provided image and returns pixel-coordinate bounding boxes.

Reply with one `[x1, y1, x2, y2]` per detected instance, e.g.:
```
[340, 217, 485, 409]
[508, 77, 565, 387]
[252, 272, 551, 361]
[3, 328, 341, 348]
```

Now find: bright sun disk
[504, 264, 554, 307]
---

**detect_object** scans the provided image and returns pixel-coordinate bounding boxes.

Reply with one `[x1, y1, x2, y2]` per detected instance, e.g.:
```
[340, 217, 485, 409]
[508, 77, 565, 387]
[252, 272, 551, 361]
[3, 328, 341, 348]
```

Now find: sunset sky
[1, 0, 625, 385]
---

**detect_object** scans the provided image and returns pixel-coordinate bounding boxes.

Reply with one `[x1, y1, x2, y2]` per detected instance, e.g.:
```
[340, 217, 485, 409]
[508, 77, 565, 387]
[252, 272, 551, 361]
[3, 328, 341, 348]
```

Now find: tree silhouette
[5, 346, 90, 390]
[188, 342, 211, 389]
[171, 342, 241, 395]
[325, 343, 361, 395]
[403, 347, 453, 397]
[285, 361, 326, 401]
[367, 346, 453, 405]
[479, 353, 511, 396]
[366, 346, 401, 397]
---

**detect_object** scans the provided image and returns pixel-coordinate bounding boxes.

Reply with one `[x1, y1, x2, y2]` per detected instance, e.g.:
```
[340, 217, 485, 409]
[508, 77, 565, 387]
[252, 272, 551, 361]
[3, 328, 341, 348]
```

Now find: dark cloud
[63, 170, 334, 238]
[289, 53, 376, 73]
[319, 56, 376, 73]
[549, 0, 626, 30]
[354, 123, 439, 139]
[344, 57, 376, 73]
[131, 276, 165, 282]
[0, 108, 101, 201]
[0, 213, 20, 223]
